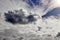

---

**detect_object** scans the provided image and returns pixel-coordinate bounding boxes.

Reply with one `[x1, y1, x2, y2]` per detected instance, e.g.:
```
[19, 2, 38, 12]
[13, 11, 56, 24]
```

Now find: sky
[25, 0, 40, 7]
[42, 7, 60, 19]
[0, 0, 60, 37]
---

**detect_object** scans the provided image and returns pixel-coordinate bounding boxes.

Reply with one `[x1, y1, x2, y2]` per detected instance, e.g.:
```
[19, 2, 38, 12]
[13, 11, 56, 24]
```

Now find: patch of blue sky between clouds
[24, 0, 41, 8]
[42, 7, 60, 19]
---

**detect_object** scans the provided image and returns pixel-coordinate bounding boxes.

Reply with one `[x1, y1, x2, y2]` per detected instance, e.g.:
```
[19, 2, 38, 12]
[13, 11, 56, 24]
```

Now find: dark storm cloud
[4, 9, 37, 24]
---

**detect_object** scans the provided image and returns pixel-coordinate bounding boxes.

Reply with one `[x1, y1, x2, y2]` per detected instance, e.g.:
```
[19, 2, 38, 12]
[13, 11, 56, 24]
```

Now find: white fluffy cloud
[0, 0, 60, 37]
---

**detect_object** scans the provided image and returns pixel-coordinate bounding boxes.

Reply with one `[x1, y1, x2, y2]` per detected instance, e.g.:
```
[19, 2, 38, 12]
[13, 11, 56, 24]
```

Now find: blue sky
[25, 0, 40, 7]
[42, 8, 60, 19]
[26, 0, 60, 19]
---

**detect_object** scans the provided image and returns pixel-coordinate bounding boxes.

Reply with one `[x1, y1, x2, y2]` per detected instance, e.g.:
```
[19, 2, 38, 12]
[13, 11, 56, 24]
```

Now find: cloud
[4, 9, 37, 24]
[0, 0, 60, 37]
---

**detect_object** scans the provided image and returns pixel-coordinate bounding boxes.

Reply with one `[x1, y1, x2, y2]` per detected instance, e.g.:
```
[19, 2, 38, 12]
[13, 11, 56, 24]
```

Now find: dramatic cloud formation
[4, 9, 37, 24]
[0, 0, 60, 37]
